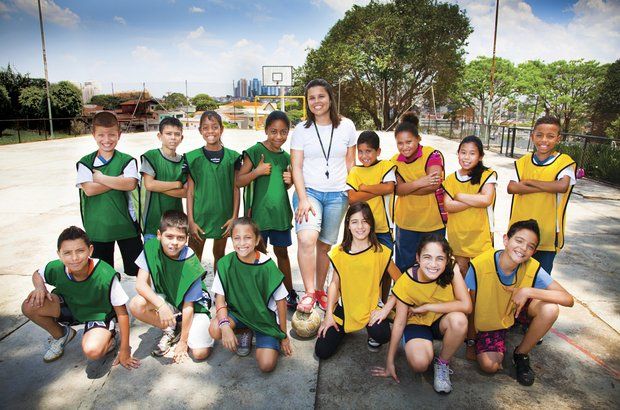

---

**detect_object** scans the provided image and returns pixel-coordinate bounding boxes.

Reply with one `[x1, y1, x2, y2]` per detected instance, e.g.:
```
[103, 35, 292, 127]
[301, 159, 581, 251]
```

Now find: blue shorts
[403, 318, 443, 343]
[292, 188, 348, 245]
[533, 250, 556, 274]
[395, 226, 446, 272]
[376, 232, 394, 250]
[229, 312, 280, 351]
[143, 233, 157, 242]
[261, 229, 292, 248]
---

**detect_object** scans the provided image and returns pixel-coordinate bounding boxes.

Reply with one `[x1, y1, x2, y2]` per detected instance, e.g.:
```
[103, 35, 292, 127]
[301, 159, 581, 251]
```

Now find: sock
[437, 356, 449, 365]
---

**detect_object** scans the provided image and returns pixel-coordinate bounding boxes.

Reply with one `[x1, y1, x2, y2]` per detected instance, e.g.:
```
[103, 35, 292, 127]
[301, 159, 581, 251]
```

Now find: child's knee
[273, 246, 289, 259]
[82, 341, 107, 360]
[258, 356, 277, 373]
[445, 312, 468, 334]
[208, 322, 221, 340]
[128, 295, 147, 316]
[535, 302, 559, 323]
[191, 347, 212, 361]
[21, 299, 36, 317]
[478, 356, 502, 374]
[407, 354, 431, 373]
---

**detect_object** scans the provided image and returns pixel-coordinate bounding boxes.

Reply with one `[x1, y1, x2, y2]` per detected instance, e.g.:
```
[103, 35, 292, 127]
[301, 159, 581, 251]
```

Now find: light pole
[37, 0, 54, 139]
[485, 0, 500, 148]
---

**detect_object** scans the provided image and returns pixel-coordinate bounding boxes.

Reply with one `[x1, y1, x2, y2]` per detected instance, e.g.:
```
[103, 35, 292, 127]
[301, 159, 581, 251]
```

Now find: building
[234, 78, 249, 98]
[250, 78, 261, 98]
[217, 101, 277, 129]
[82, 81, 102, 104]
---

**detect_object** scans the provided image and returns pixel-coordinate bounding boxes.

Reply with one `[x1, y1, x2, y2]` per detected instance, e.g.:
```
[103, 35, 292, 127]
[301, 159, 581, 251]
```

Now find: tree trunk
[382, 78, 390, 130]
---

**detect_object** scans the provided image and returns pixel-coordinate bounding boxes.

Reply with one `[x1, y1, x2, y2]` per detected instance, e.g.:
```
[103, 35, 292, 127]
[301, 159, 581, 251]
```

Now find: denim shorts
[229, 312, 280, 351]
[292, 188, 348, 246]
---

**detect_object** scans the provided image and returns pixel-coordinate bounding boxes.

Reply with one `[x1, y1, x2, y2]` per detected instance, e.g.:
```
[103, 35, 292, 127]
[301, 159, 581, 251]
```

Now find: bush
[560, 141, 620, 184]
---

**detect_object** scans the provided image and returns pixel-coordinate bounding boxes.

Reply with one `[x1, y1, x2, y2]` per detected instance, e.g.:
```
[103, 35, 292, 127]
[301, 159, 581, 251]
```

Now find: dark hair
[395, 111, 420, 139]
[357, 130, 380, 150]
[303, 78, 341, 128]
[533, 115, 561, 131]
[57, 226, 91, 250]
[92, 111, 119, 131]
[416, 234, 454, 287]
[159, 116, 183, 133]
[341, 202, 382, 253]
[458, 135, 488, 185]
[231, 217, 263, 251]
[199, 110, 223, 129]
[159, 210, 189, 234]
[507, 219, 540, 245]
[265, 110, 290, 130]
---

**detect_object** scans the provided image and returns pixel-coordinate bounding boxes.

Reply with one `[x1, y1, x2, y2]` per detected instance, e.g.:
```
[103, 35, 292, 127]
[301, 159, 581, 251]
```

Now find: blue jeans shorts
[229, 312, 280, 351]
[376, 232, 394, 250]
[261, 229, 292, 248]
[395, 226, 446, 272]
[292, 188, 348, 245]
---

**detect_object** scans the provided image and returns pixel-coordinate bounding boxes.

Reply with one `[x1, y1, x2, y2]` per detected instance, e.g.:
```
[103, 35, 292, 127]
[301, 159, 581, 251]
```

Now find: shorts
[57, 295, 115, 334]
[143, 233, 157, 242]
[403, 317, 443, 343]
[229, 312, 280, 351]
[292, 188, 348, 245]
[533, 250, 556, 274]
[161, 296, 214, 349]
[376, 232, 394, 250]
[475, 329, 508, 355]
[395, 227, 446, 271]
[260, 229, 292, 248]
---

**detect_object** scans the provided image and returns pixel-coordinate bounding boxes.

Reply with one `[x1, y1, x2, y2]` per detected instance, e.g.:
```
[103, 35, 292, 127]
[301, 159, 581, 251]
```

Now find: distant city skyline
[1, 0, 618, 97]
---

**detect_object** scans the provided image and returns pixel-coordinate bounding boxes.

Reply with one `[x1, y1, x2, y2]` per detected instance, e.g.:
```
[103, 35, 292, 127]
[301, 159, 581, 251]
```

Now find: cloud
[452, 0, 620, 63]
[13, 0, 80, 28]
[131, 46, 161, 62]
[313, 0, 372, 13]
[189, 6, 205, 13]
[113, 16, 126, 25]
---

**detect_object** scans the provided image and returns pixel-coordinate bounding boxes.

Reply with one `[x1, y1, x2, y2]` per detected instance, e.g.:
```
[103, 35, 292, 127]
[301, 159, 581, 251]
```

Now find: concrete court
[0, 127, 618, 409]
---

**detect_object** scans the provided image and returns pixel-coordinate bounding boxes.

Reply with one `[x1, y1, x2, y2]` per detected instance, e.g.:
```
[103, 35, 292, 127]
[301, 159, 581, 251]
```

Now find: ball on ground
[291, 309, 321, 338]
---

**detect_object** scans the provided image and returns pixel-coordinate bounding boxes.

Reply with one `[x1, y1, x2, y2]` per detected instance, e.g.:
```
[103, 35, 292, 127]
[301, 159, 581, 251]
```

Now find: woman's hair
[199, 110, 223, 129]
[341, 202, 381, 253]
[231, 217, 263, 250]
[416, 234, 454, 288]
[303, 78, 341, 128]
[395, 111, 420, 139]
[357, 130, 380, 150]
[265, 110, 290, 130]
[458, 135, 489, 185]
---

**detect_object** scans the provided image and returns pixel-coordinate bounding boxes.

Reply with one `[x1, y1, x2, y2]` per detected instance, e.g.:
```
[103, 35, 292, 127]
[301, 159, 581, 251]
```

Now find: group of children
[22, 108, 576, 391]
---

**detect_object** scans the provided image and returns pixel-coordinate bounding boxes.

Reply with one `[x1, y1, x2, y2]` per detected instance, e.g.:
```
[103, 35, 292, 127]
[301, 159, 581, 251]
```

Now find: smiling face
[531, 123, 561, 158]
[264, 119, 289, 151]
[200, 117, 223, 148]
[158, 125, 183, 152]
[347, 211, 371, 243]
[157, 226, 188, 259]
[306, 86, 331, 118]
[458, 141, 482, 173]
[416, 242, 447, 281]
[503, 228, 538, 265]
[231, 223, 260, 261]
[395, 130, 420, 159]
[357, 143, 380, 167]
[93, 125, 120, 156]
[57, 238, 93, 275]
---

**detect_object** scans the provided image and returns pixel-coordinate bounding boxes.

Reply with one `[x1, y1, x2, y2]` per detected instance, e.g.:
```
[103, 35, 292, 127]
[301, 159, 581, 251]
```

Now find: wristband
[155, 302, 166, 313]
[218, 319, 230, 328]
[216, 305, 228, 314]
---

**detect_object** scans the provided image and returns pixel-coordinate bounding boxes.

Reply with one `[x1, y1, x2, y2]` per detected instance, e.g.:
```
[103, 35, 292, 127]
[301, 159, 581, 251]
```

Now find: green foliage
[560, 141, 620, 184]
[605, 117, 620, 139]
[0, 64, 46, 119]
[19, 86, 46, 118]
[297, 0, 471, 129]
[50, 81, 82, 118]
[89, 94, 122, 110]
[286, 109, 304, 125]
[223, 122, 238, 129]
[162, 92, 188, 110]
[0, 84, 10, 135]
[191, 93, 219, 111]
[591, 59, 620, 136]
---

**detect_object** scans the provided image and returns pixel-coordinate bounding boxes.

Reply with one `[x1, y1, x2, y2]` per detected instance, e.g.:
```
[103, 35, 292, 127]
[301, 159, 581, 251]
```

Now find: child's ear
[502, 234, 509, 248]
[156, 230, 162, 240]
[88, 244, 94, 257]
[376, 147, 381, 156]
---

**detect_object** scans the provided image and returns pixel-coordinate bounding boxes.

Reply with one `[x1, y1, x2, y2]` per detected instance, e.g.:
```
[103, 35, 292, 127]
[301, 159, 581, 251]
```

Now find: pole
[37, 0, 54, 139]
[486, 0, 500, 148]
[279, 82, 285, 112]
[430, 85, 437, 119]
[185, 79, 189, 115]
[338, 79, 341, 116]
[111, 82, 115, 96]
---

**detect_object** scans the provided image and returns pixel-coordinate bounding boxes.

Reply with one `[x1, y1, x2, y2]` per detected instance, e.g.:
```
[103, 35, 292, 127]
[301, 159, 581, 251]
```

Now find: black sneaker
[513, 348, 535, 386]
[286, 289, 299, 310]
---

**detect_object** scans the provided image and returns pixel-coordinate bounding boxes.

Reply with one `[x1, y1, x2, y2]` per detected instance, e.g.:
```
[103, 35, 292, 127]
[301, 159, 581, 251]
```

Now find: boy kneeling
[465, 219, 574, 385]
[129, 210, 213, 363]
[22, 226, 139, 369]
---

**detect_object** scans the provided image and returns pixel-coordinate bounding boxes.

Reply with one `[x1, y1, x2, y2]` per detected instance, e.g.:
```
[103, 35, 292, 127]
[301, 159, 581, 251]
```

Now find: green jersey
[77, 150, 140, 242]
[184, 147, 240, 239]
[44, 259, 118, 323]
[140, 149, 186, 236]
[217, 252, 286, 339]
[243, 142, 293, 231]
[143, 238, 210, 315]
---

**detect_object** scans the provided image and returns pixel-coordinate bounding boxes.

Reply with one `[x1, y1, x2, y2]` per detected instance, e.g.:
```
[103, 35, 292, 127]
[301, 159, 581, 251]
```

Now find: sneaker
[237, 330, 253, 357]
[433, 358, 453, 394]
[286, 289, 299, 310]
[367, 337, 381, 352]
[43, 324, 77, 363]
[315, 290, 328, 311]
[151, 325, 180, 357]
[513, 349, 536, 386]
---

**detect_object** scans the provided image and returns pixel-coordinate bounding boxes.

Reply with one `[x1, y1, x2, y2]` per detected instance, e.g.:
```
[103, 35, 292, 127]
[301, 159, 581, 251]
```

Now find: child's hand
[368, 308, 389, 326]
[282, 166, 293, 185]
[409, 304, 429, 316]
[255, 154, 272, 176]
[221, 218, 234, 237]
[221, 326, 238, 352]
[26, 287, 52, 308]
[371, 362, 400, 383]
[280, 337, 293, 356]
[511, 287, 531, 318]
[318, 314, 339, 338]
[113, 346, 141, 370]
[419, 171, 440, 187]
[173, 341, 189, 363]
[189, 221, 205, 243]
[92, 169, 103, 183]
[157, 304, 176, 329]
[359, 183, 368, 192]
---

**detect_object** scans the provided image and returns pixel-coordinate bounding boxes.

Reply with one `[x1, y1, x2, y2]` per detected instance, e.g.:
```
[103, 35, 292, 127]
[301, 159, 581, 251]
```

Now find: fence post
[500, 126, 505, 154]
[579, 137, 588, 170]
[510, 127, 516, 158]
[449, 120, 453, 139]
[17, 120, 21, 143]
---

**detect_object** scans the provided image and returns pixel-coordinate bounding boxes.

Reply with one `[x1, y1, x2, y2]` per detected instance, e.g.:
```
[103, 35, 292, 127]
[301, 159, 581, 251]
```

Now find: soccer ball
[291, 309, 321, 338]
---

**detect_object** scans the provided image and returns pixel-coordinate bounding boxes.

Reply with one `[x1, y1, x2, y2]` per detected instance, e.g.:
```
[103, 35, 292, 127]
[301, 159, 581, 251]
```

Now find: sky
[0, 0, 618, 97]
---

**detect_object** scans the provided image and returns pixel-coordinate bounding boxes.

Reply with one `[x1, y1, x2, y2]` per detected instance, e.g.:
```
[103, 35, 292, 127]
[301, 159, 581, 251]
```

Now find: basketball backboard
[262, 66, 293, 87]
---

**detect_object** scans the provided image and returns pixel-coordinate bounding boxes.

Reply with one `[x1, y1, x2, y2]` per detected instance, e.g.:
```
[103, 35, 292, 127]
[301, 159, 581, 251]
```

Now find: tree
[50, 81, 82, 118]
[89, 94, 122, 110]
[591, 59, 620, 136]
[19, 86, 46, 118]
[162, 92, 188, 110]
[0, 85, 10, 136]
[297, 0, 471, 129]
[191, 93, 218, 111]
[0, 64, 45, 119]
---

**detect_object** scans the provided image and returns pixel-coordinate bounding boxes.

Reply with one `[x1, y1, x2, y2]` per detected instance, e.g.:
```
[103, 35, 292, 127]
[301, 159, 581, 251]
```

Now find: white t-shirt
[211, 253, 288, 324]
[38, 258, 129, 306]
[76, 156, 139, 220]
[290, 117, 357, 192]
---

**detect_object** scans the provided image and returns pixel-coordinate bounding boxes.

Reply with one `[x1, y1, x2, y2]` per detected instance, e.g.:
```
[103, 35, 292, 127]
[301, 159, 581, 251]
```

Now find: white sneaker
[43, 324, 76, 363]
[433, 358, 453, 394]
[236, 330, 253, 357]
[151, 326, 180, 357]
[367, 337, 381, 352]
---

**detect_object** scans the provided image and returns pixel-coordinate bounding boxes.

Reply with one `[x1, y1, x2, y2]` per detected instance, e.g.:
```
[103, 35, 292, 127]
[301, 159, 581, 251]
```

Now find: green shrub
[559, 141, 620, 184]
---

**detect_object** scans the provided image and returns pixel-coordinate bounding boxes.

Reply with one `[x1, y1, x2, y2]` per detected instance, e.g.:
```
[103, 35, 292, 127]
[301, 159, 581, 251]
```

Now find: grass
[0, 129, 81, 145]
